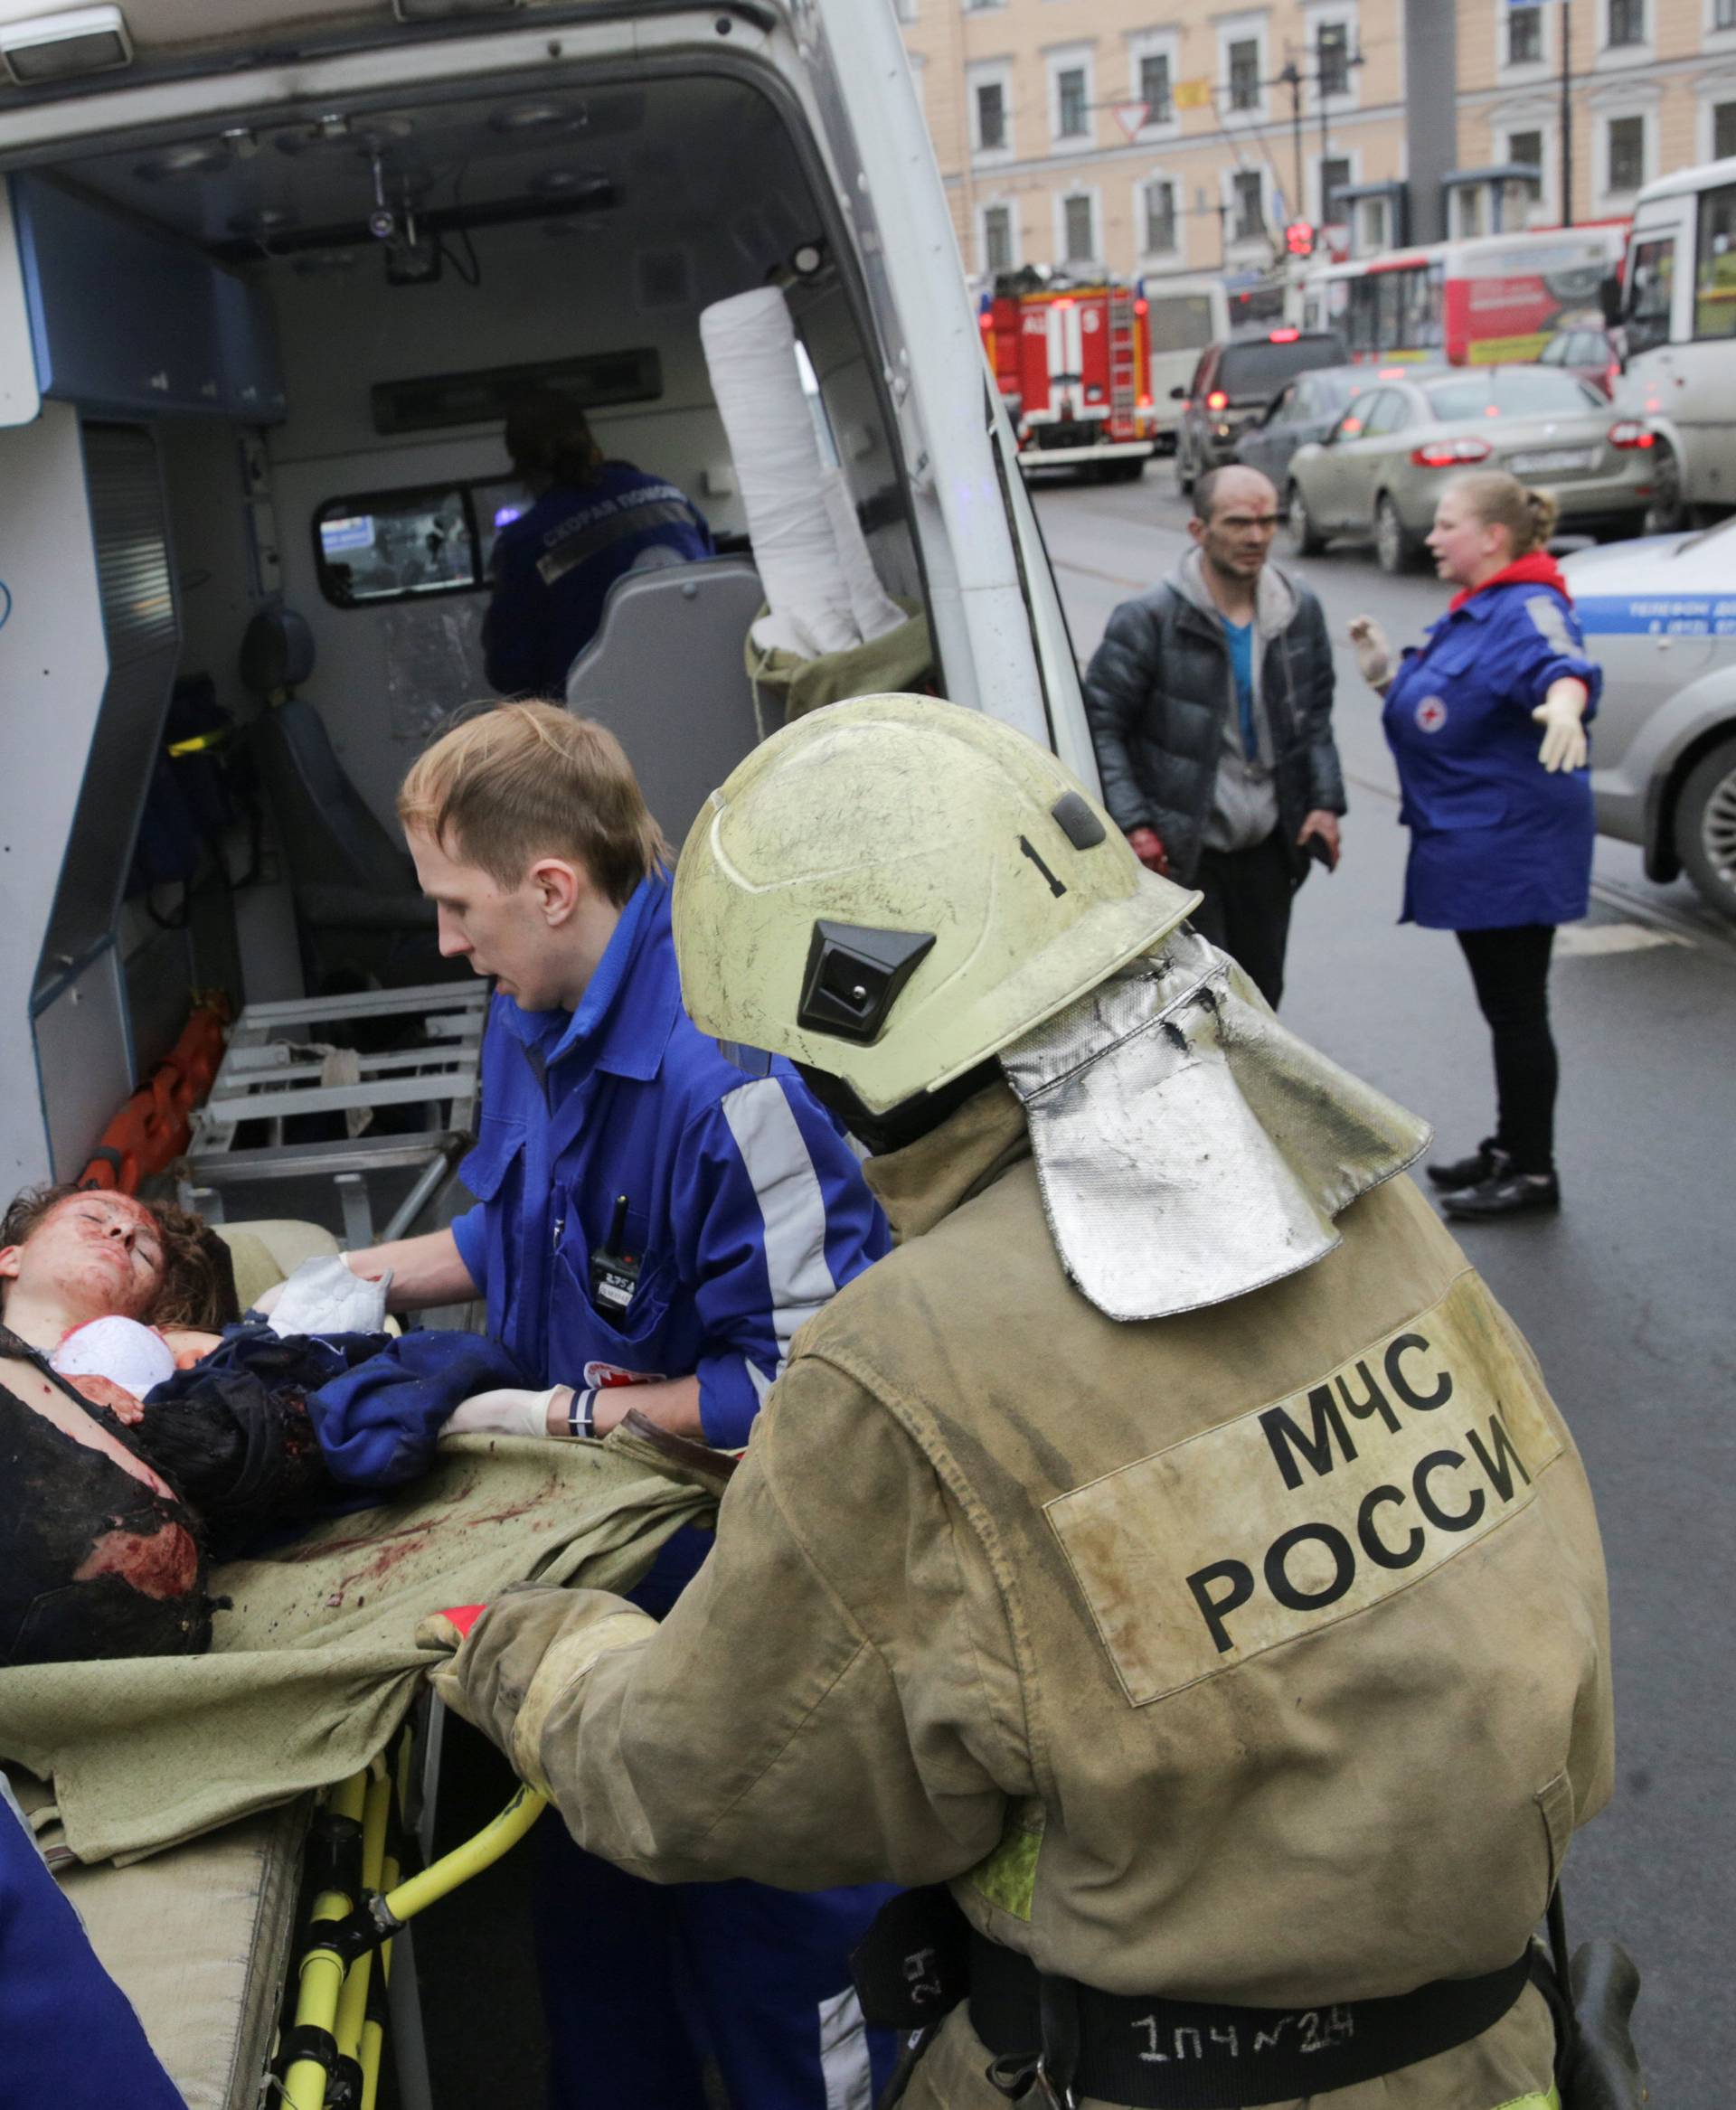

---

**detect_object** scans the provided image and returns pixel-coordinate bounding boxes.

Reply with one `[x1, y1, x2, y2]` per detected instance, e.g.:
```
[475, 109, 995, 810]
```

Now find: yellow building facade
[895, 0, 1736, 281]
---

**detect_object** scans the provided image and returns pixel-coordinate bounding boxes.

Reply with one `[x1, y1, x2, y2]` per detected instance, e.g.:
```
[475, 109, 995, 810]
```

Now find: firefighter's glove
[444, 1384, 570, 1440]
[416, 1585, 656, 1794]
[1347, 616, 1393, 692]
[1532, 683, 1590, 773]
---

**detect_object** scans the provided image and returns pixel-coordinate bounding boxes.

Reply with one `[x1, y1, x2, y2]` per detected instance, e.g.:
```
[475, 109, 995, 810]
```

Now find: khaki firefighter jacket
[444, 1083, 1613, 2106]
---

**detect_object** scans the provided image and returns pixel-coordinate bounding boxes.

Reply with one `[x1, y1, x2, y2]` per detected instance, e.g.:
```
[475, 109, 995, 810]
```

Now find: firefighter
[421, 694, 1613, 2110]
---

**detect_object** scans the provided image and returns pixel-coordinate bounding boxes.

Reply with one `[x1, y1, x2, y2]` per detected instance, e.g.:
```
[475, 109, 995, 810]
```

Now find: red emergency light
[1269, 327, 1301, 343]
[1134, 297, 1148, 316]
[1206, 390, 1229, 411]
[1608, 420, 1655, 449]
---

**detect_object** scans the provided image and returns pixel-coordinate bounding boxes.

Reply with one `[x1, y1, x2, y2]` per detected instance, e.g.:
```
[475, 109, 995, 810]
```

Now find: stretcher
[20, 1706, 543, 2110]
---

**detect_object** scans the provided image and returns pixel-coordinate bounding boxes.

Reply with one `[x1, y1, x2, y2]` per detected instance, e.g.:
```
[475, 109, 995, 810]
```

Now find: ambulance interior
[0, 52, 931, 2103]
[0, 57, 925, 1199]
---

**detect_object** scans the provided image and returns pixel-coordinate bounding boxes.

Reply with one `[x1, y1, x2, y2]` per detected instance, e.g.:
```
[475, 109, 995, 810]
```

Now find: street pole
[1280, 61, 1305, 218]
[1561, 0, 1574, 228]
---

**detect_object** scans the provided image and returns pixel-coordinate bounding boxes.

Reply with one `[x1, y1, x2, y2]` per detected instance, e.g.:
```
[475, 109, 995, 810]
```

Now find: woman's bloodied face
[0, 1193, 166, 1324]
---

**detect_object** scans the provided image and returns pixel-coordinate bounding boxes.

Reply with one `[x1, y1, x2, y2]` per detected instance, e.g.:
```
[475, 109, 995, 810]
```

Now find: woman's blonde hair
[1447, 469, 1559, 558]
[397, 702, 669, 905]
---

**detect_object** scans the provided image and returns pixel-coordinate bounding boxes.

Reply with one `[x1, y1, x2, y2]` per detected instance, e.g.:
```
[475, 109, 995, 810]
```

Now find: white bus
[1296, 224, 1626, 367]
[1606, 155, 1736, 528]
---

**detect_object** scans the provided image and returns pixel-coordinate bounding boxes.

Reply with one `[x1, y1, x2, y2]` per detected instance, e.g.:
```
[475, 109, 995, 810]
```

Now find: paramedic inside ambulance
[482, 390, 715, 698]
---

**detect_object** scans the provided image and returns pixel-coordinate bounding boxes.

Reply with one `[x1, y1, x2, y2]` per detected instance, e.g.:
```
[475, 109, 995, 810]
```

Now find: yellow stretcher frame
[278, 1738, 546, 2110]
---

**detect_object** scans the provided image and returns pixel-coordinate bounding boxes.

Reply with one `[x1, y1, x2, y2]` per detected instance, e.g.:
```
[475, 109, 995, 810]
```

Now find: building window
[1508, 127, 1545, 176]
[1319, 154, 1352, 222]
[1357, 193, 1390, 250]
[1143, 178, 1178, 253]
[1608, 113, 1646, 191]
[1056, 65, 1089, 137]
[1232, 168, 1265, 241]
[1716, 100, 1736, 159]
[983, 203, 1013, 274]
[1608, 0, 1645, 45]
[1508, 5, 1543, 64]
[1229, 38, 1261, 111]
[1139, 51, 1173, 126]
[976, 80, 1006, 152]
[1717, 0, 1736, 29]
[1316, 21, 1352, 96]
[1062, 192, 1097, 264]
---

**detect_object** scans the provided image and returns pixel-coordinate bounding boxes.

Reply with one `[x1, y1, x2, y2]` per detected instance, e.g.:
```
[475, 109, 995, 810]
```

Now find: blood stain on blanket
[73, 1520, 200, 1599]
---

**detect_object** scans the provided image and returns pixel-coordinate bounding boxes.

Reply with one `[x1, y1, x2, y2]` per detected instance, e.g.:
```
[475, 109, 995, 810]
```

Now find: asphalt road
[1033, 466, 1736, 2103]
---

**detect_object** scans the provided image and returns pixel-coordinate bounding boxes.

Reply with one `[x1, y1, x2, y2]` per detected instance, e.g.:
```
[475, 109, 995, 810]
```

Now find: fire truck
[980, 270, 1159, 478]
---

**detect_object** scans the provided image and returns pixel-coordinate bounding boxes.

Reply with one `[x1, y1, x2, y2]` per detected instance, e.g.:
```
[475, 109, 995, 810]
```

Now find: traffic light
[1285, 220, 1316, 258]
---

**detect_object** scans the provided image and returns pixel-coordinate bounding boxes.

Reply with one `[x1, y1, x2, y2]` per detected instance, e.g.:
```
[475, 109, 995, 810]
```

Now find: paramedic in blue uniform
[1, 1775, 184, 2109]
[333, 702, 896, 2110]
[484, 389, 715, 697]
[1349, 469, 1600, 1222]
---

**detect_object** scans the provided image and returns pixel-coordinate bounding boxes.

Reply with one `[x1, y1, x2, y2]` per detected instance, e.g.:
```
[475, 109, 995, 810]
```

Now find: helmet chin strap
[794, 1059, 1002, 1158]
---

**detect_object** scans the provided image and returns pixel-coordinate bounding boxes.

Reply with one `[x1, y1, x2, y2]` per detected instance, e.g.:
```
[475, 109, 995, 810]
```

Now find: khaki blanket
[745, 602, 933, 726]
[0, 1429, 718, 1864]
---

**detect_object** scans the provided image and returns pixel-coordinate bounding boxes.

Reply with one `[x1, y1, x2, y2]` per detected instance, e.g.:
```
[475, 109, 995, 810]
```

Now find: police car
[1562, 518, 1736, 920]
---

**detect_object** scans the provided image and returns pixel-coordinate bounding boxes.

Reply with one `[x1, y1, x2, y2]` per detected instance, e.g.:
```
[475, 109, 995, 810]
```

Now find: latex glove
[443, 1384, 571, 1440]
[1533, 684, 1590, 773]
[1347, 616, 1393, 692]
[1127, 825, 1170, 876]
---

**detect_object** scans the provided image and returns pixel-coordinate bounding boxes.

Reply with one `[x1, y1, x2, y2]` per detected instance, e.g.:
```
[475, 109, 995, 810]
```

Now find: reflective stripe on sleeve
[721, 1077, 839, 1378]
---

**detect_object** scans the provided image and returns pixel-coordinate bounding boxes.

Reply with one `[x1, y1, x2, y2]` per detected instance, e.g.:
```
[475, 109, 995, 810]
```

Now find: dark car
[1173, 327, 1348, 492]
[1536, 323, 1624, 400]
[1233, 363, 1446, 496]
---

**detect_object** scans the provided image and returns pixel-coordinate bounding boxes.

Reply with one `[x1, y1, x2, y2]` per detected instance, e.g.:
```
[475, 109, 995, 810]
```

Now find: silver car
[1561, 519, 1736, 920]
[1286, 365, 1656, 577]
[1232, 364, 1438, 496]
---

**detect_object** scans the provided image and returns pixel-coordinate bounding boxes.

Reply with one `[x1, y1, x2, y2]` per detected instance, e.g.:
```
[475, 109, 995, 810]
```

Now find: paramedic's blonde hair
[1447, 470, 1560, 559]
[398, 702, 669, 905]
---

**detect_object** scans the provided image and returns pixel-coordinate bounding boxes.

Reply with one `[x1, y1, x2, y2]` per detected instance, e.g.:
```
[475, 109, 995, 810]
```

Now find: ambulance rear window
[314, 486, 481, 607]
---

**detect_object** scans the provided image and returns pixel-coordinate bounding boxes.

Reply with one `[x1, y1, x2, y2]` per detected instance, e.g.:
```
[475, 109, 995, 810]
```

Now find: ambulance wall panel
[34, 951, 132, 1185]
[0, 182, 42, 429]
[264, 219, 751, 832]
[0, 404, 109, 1188]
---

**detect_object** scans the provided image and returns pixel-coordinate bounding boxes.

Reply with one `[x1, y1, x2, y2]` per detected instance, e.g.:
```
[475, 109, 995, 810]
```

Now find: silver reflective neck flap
[998, 930, 1430, 1321]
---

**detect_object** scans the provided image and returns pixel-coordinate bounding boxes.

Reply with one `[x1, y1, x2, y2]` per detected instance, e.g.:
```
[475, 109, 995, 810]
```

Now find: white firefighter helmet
[672, 694, 1200, 1114]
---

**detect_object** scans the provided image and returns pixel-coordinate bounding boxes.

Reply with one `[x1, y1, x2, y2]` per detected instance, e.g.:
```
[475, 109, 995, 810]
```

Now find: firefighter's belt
[968, 1930, 1531, 2109]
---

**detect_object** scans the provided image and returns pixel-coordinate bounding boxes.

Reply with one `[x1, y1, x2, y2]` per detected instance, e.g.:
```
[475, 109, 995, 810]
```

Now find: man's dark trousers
[1189, 828, 1295, 1009]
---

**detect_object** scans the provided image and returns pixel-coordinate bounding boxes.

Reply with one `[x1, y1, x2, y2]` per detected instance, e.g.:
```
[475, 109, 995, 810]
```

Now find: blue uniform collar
[496, 874, 679, 1083]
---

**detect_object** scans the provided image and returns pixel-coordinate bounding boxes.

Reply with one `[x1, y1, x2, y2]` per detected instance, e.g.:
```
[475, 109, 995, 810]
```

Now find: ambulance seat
[240, 610, 458, 988]
[564, 557, 765, 849]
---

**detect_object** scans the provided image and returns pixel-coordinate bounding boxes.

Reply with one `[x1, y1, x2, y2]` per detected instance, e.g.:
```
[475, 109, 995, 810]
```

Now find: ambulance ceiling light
[0, 5, 131, 85]
[291, 248, 361, 277]
[135, 139, 232, 182]
[393, 0, 522, 19]
[277, 115, 415, 156]
[491, 100, 573, 135]
[530, 167, 609, 197]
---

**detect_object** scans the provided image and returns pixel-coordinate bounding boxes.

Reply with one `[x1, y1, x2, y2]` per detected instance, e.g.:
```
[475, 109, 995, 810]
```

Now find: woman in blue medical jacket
[1348, 470, 1601, 1220]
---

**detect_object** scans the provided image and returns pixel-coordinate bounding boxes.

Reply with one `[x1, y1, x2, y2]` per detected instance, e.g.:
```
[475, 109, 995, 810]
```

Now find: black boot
[1426, 1138, 1510, 1190]
[1442, 1169, 1561, 1220]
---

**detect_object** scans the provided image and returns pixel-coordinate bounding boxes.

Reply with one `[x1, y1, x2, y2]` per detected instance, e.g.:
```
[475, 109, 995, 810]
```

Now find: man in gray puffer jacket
[1083, 466, 1345, 1006]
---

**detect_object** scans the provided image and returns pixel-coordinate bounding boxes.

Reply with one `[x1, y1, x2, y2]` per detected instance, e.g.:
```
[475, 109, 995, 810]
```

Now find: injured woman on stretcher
[0, 1182, 540, 1670]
